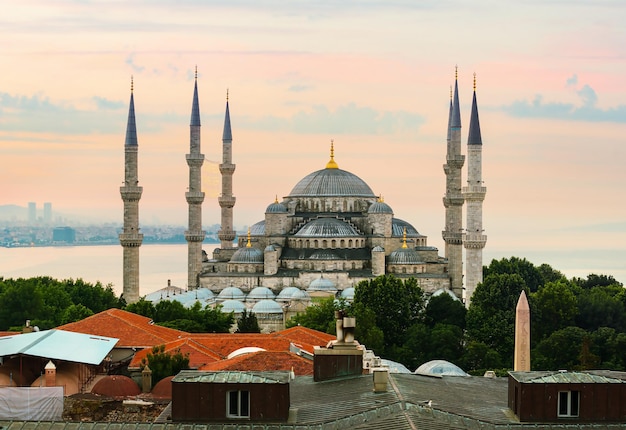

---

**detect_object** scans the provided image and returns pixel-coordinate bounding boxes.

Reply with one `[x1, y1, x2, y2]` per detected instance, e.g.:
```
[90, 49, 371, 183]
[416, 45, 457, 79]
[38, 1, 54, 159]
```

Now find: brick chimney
[45, 360, 56, 387]
[313, 310, 363, 381]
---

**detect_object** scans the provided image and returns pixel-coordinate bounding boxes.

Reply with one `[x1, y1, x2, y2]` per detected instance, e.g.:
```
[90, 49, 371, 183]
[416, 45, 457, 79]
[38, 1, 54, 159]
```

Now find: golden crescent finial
[455, 65, 458, 80]
[195, 65, 198, 80]
[131, 75, 134, 93]
[226, 88, 229, 102]
[473, 72, 477, 91]
[246, 228, 251, 248]
[326, 139, 338, 169]
[274, 195, 279, 204]
[402, 227, 408, 249]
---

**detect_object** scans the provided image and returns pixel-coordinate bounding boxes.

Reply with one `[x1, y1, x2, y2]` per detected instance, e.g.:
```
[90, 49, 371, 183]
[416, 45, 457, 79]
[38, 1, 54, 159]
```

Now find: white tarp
[0, 386, 64, 421]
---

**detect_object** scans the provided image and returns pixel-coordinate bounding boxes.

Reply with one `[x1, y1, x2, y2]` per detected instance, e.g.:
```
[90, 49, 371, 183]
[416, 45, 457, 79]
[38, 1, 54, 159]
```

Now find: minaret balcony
[219, 163, 236, 174]
[463, 233, 487, 249]
[218, 229, 237, 242]
[446, 155, 465, 169]
[186, 154, 205, 167]
[218, 195, 236, 208]
[186, 191, 205, 204]
[462, 186, 487, 200]
[120, 186, 143, 201]
[442, 231, 463, 245]
[185, 230, 206, 242]
[443, 196, 464, 207]
[119, 233, 144, 247]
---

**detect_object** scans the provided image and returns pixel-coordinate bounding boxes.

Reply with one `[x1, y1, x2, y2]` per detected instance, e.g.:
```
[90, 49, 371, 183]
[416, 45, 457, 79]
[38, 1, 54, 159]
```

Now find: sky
[1, 0, 625, 284]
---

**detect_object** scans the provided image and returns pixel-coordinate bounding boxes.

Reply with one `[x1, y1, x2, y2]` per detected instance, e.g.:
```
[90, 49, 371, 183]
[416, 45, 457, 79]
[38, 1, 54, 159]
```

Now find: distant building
[43, 202, 52, 224]
[52, 226, 75, 243]
[28, 202, 36, 223]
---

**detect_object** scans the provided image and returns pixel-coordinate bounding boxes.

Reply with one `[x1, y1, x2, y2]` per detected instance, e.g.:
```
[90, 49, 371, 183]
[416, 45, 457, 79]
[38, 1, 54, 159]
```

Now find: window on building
[558, 390, 579, 418]
[227, 390, 250, 418]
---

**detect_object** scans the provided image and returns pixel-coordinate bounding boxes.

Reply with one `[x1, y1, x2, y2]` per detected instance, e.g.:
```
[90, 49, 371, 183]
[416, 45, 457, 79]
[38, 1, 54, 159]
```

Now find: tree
[141, 344, 189, 385]
[286, 296, 347, 334]
[531, 280, 578, 342]
[0, 280, 44, 330]
[533, 326, 588, 371]
[576, 285, 626, 332]
[424, 293, 466, 329]
[236, 309, 261, 333]
[483, 257, 545, 292]
[125, 298, 156, 319]
[61, 303, 94, 324]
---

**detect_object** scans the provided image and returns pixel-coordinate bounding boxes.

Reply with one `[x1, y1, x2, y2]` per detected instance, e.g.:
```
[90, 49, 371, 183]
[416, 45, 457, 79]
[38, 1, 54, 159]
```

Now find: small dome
[231, 246, 264, 263]
[266, 200, 288, 214]
[220, 299, 246, 313]
[388, 247, 421, 265]
[91, 375, 141, 398]
[277, 286, 302, 300]
[227, 347, 267, 359]
[414, 360, 468, 377]
[265, 244, 276, 252]
[368, 200, 393, 214]
[295, 218, 360, 237]
[291, 289, 310, 300]
[372, 245, 385, 252]
[218, 286, 246, 300]
[308, 275, 337, 292]
[251, 299, 284, 314]
[431, 288, 461, 301]
[247, 286, 276, 300]
[340, 287, 355, 300]
[151, 375, 174, 399]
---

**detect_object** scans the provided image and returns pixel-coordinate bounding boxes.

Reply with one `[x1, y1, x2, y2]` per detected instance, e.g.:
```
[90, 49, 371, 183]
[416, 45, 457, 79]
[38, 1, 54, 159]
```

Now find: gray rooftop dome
[340, 287, 355, 300]
[388, 246, 421, 265]
[266, 199, 288, 214]
[250, 221, 265, 235]
[288, 168, 375, 198]
[414, 359, 469, 377]
[218, 286, 246, 301]
[295, 218, 359, 237]
[276, 286, 302, 300]
[219, 299, 246, 313]
[368, 200, 393, 214]
[231, 246, 263, 263]
[247, 286, 276, 300]
[251, 299, 284, 314]
[392, 218, 420, 237]
[308, 275, 337, 292]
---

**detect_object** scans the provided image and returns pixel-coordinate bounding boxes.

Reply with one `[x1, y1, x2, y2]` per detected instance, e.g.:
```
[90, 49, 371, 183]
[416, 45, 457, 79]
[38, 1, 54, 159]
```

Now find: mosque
[120, 69, 486, 315]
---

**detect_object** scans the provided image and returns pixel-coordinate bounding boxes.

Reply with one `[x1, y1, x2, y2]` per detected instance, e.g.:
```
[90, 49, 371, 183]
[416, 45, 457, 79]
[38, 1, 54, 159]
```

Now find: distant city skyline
[1, 1, 625, 284]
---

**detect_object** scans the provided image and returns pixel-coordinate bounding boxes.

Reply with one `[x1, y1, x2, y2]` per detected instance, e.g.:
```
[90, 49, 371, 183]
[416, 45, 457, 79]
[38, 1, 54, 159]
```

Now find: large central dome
[288, 167, 376, 198]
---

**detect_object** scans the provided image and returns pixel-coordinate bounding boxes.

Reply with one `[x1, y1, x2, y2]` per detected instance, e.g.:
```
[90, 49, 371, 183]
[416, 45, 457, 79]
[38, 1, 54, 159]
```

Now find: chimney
[313, 310, 363, 381]
[45, 361, 56, 387]
[23, 320, 33, 334]
[142, 365, 153, 393]
[372, 367, 389, 393]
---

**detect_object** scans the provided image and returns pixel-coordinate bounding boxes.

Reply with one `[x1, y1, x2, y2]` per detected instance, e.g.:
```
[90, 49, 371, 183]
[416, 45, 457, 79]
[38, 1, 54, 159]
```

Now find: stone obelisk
[514, 290, 531, 371]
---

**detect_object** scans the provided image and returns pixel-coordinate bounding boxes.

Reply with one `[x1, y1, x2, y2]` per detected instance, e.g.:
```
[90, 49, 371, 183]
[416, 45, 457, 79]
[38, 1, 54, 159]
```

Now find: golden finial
[131, 75, 134, 93]
[326, 139, 338, 169]
[455, 65, 458, 80]
[377, 194, 384, 203]
[450, 85, 452, 100]
[246, 228, 252, 248]
[401, 227, 408, 249]
[226, 88, 229, 102]
[473, 72, 477, 91]
[195, 65, 198, 80]
[274, 195, 279, 204]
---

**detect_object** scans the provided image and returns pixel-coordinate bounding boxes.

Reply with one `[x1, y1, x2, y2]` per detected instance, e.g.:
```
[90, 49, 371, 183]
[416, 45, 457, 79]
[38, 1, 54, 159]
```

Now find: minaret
[442, 67, 465, 299]
[119, 77, 143, 304]
[217, 90, 236, 249]
[462, 73, 487, 306]
[185, 68, 206, 289]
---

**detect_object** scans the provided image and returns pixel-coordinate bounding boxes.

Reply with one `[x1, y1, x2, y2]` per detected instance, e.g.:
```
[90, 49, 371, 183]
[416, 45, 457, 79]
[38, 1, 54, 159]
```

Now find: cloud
[93, 96, 125, 110]
[125, 54, 145, 73]
[288, 84, 314, 92]
[502, 79, 626, 123]
[249, 103, 424, 134]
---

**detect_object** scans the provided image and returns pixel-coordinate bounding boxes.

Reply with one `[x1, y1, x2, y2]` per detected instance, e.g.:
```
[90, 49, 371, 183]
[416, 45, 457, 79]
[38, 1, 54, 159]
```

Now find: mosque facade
[120, 70, 485, 308]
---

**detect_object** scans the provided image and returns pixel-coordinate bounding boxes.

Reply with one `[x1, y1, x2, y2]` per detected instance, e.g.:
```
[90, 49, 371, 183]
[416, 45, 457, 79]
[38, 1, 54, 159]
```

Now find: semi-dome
[251, 299, 284, 314]
[308, 275, 337, 291]
[218, 286, 246, 301]
[231, 246, 263, 263]
[250, 220, 265, 235]
[247, 286, 276, 300]
[219, 299, 246, 313]
[392, 218, 420, 237]
[295, 218, 360, 237]
[388, 247, 421, 265]
[414, 359, 468, 377]
[288, 168, 375, 198]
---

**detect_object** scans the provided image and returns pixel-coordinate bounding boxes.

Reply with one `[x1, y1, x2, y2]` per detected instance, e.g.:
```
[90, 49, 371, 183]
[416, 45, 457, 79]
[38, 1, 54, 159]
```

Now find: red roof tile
[128, 337, 222, 370]
[199, 351, 313, 376]
[58, 308, 185, 348]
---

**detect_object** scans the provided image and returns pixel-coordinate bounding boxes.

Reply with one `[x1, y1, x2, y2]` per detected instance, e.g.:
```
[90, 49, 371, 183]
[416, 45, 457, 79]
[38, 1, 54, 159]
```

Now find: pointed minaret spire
[185, 68, 206, 289]
[217, 89, 237, 249]
[119, 76, 143, 303]
[462, 72, 487, 307]
[442, 67, 465, 300]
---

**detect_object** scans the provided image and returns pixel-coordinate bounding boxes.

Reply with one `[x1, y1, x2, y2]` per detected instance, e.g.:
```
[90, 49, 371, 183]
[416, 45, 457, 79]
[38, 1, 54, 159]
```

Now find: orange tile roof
[199, 351, 314, 376]
[129, 337, 222, 370]
[272, 326, 335, 354]
[58, 308, 186, 348]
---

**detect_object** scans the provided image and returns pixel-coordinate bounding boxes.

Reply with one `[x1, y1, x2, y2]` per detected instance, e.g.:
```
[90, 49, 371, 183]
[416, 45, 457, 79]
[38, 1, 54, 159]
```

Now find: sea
[0, 244, 189, 297]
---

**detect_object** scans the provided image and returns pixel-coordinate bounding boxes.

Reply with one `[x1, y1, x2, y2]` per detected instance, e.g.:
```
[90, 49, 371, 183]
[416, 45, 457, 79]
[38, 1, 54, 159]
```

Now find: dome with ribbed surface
[231, 246, 263, 263]
[295, 218, 359, 237]
[368, 201, 393, 214]
[220, 299, 246, 313]
[266, 200, 288, 213]
[218, 286, 246, 300]
[392, 218, 420, 237]
[276, 286, 301, 300]
[252, 299, 284, 314]
[250, 221, 265, 235]
[291, 289, 310, 300]
[288, 168, 375, 198]
[388, 246, 421, 264]
[247, 286, 275, 300]
[310, 249, 340, 260]
[308, 275, 337, 291]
